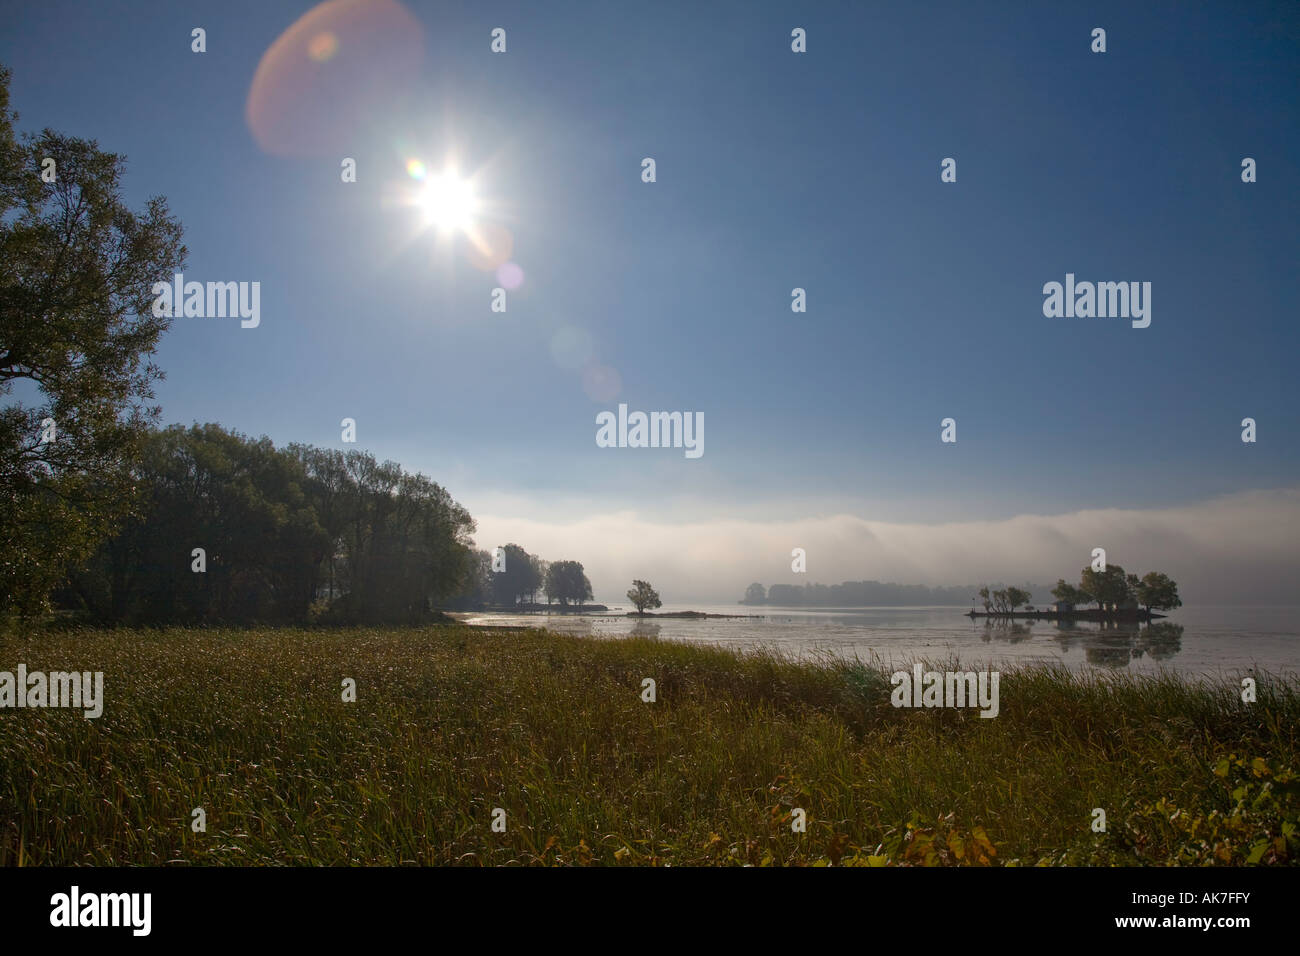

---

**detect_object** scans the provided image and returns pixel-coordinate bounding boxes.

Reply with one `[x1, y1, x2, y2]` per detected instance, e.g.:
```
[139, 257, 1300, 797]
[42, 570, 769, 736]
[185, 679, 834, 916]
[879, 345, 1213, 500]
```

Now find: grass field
[1, 625, 1296, 866]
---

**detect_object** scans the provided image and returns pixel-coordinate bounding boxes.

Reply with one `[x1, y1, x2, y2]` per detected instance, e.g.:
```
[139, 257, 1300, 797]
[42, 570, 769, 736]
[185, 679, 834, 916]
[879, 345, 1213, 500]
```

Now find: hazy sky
[3, 1, 1297, 603]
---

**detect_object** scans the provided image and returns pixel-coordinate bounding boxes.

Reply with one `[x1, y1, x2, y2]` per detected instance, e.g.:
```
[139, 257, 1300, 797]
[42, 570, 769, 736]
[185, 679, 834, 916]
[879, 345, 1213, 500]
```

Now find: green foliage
[626, 579, 662, 614]
[1118, 755, 1299, 865]
[845, 812, 1000, 867]
[446, 548, 495, 610]
[67, 424, 327, 623]
[278, 440, 476, 623]
[1050, 578, 1089, 606]
[1135, 571, 1182, 613]
[1080, 563, 1133, 608]
[0, 64, 186, 614]
[545, 559, 592, 607]
[1065, 565, 1182, 614]
[1004, 586, 1031, 612]
[60, 425, 474, 625]
[489, 543, 541, 606]
[978, 585, 1031, 615]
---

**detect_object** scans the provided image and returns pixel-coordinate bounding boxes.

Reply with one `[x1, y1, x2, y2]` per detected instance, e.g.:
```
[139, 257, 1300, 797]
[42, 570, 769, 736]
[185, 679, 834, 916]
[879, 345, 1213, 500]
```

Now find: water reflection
[1053, 621, 1185, 669]
[980, 620, 1033, 643]
[454, 604, 1280, 676]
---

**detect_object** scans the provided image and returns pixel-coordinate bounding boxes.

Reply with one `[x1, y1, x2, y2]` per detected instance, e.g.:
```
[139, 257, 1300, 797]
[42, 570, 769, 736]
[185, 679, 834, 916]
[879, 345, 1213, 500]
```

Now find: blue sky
[3, 1, 1297, 601]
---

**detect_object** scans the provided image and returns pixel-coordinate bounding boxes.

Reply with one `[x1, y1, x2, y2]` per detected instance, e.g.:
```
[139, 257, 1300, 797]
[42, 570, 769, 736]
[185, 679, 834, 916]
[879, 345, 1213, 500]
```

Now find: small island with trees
[968, 563, 1181, 622]
[624, 580, 752, 618]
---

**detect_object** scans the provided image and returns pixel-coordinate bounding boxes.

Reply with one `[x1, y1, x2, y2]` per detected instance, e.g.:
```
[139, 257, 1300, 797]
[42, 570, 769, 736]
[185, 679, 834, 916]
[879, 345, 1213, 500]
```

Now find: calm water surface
[459, 604, 1300, 678]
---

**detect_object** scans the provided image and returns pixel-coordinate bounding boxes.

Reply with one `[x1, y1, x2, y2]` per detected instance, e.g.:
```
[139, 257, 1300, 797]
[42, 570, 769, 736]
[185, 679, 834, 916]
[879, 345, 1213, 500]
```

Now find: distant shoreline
[465, 603, 610, 614]
[625, 610, 756, 619]
[451, 606, 759, 619]
[967, 609, 1167, 622]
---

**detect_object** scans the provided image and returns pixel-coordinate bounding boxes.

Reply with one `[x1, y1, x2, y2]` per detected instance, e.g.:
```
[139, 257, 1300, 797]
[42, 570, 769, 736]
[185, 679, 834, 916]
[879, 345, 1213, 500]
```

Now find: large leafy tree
[452, 548, 494, 609]
[287, 444, 352, 603]
[1051, 578, 1091, 607]
[626, 579, 662, 614]
[1133, 571, 1182, 614]
[1080, 564, 1133, 609]
[1004, 586, 1031, 613]
[489, 543, 541, 607]
[0, 65, 186, 613]
[69, 425, 327, 624]
[67, 427, 476, 625]
[978, 585, 1032, 615]
[294, 446, 476, 622]
[545, 559, 593, 607]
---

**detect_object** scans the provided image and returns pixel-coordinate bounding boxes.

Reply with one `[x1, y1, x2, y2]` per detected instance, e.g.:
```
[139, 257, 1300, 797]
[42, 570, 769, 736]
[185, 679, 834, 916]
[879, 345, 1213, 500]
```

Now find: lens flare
[405, 158, 426, 180]
[496, 261, 524, 289]
[465, 222, 513, 271]
[307, 31, 339, 61]
[246, 0, 424, 156]
[417, 171, 480, 234]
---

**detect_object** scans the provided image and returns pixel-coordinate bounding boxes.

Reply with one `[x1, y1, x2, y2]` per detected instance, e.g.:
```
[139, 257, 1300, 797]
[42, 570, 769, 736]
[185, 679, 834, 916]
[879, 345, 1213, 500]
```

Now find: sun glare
[417, 170, 480, 235]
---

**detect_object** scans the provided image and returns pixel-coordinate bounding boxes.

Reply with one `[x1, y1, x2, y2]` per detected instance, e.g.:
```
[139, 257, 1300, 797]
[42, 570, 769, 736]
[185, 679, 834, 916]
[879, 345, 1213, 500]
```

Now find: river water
[458, 604, 1300, 678]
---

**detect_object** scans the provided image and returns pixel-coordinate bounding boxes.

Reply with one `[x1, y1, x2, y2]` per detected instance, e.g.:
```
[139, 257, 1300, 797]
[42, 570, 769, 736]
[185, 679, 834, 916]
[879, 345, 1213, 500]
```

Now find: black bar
[0, 866, 1290, 942]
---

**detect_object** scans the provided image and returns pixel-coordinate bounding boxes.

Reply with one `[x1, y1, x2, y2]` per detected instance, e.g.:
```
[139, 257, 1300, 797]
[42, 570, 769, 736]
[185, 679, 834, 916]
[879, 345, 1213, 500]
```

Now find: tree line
[974, 563, 1181, 616]
[34, 423, 600, 625]
[46, 424, 476, 624]
[1050, 564, 1182, 614]
[741, 581, 1043, 607]
[450, 542, 596, 610]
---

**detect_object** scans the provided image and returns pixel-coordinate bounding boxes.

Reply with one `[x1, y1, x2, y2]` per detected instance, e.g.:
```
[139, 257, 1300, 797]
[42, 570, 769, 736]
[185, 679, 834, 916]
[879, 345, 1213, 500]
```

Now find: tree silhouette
[626, 579, 662, 615]
[1, 65, 186, 614]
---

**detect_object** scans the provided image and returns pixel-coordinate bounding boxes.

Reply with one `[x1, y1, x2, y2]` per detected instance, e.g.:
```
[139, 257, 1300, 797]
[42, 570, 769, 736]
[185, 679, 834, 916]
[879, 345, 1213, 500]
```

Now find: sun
[416, 169, 480, 235]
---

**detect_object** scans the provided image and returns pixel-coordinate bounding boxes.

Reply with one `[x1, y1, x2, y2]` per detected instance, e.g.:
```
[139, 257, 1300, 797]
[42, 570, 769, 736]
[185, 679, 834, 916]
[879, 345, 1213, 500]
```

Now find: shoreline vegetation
[2, 623, 1295, 867]
[739, 581, 1039, 607]
[966, 608, 1166, 622]
[482, 603, 610, 614]
[626, 610, 754, 619]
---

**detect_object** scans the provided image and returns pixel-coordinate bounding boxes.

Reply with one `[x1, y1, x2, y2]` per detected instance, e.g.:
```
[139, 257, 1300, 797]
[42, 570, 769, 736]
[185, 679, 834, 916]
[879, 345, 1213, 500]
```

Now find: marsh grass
[0, 625, 1295, 866]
